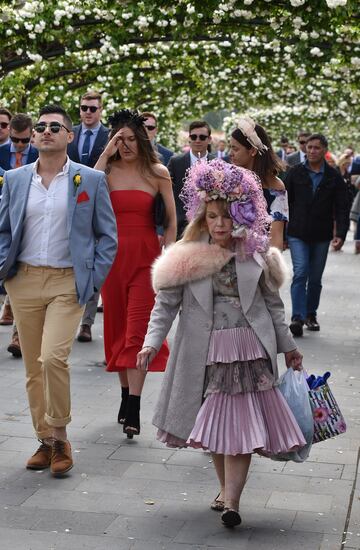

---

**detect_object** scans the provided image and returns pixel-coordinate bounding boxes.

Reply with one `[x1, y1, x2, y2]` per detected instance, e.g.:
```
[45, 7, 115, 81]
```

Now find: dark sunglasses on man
[34, 122, 70, 134]
[189, 134, 209, 141]
[145, 125, 156, 131]
[80, 105, 99, 113]
[299, 140, 308, 145]
[10, 136, 31, 144]
[0, 122, 10, 129]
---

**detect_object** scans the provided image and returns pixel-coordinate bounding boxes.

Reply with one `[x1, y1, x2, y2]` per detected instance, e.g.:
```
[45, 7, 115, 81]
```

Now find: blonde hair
[182, 200, 229, 242]
[337, 153, 351, 169]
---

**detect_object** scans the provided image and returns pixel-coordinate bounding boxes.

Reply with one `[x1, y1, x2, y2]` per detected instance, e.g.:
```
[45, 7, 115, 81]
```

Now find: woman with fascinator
[229, 116, 288, 250]
[137, 160, 305, 527]
[95, 109, 176, 438]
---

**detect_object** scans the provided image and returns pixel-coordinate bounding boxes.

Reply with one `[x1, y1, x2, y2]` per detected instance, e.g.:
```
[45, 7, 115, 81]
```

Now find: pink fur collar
[152, 241, 234, 292]
[152, 241, 288, 292]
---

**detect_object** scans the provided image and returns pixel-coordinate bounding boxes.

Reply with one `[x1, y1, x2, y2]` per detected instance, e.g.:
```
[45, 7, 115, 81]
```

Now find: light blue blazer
[0, 161, 117, 305]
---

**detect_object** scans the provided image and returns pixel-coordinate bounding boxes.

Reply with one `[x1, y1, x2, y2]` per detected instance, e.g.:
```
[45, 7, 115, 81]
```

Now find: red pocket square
[77, 191, 90, 204]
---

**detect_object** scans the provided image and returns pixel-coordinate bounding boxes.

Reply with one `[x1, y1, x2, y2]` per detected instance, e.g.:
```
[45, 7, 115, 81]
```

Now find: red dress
[102, 190, 169, 372]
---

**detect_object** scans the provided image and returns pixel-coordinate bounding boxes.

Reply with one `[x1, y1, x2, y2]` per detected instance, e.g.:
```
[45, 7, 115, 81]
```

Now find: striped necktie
[15, 151, 23, 168]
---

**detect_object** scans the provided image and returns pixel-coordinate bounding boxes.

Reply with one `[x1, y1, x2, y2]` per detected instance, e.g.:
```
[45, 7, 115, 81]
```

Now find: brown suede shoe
[7, 331, 22, 358]
[50, 440, 73, 477]
[0, 303, 14, 326]
[26, 442, 52, 470]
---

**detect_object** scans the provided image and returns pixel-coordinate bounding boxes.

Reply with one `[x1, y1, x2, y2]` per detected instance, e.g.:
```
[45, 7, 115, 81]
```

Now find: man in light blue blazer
[0, 104, 117, 476]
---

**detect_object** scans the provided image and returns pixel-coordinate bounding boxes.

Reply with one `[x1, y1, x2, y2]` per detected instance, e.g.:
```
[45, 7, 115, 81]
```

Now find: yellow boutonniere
[0, 176, 3, 186]
[73, 174, 81, 195]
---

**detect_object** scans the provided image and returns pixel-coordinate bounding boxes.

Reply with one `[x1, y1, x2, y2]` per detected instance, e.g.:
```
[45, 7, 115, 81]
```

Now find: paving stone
[0, 487, 38, 505]
[31, 509, 118, 536]
[0, 527, 132, 549]
[282, 461, 344, 479]
[292, 510, 346, 533]
[319, 533, 345, 550]
[108, 445, 175, 463]
[173, 519, 252, 547]
[247, 528, 323, 549]
[105, 515, 185, 543]
[266, 491, 333, 513]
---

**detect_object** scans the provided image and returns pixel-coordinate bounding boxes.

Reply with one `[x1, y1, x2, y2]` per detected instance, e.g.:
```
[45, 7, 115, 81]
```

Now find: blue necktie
[81, 129, 93, 165]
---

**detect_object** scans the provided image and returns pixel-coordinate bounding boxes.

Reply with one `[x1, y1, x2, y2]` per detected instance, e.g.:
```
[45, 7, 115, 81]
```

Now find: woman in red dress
[95, 109, 176, 437]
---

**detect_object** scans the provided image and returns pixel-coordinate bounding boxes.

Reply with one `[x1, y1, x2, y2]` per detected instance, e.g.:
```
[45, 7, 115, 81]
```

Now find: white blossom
[310, 47, 323, 57]
[326, 0, 347, 7]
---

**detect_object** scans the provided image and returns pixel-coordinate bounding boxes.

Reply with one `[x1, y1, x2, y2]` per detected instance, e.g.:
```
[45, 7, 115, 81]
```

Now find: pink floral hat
[180, 159, 271, 255]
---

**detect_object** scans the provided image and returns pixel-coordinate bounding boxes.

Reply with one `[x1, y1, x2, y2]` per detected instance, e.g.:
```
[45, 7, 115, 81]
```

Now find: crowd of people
[0, 92, 358, 528]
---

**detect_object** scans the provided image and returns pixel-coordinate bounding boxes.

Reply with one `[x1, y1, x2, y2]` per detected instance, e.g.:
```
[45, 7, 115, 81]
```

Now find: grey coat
[143, 240, 296, 441]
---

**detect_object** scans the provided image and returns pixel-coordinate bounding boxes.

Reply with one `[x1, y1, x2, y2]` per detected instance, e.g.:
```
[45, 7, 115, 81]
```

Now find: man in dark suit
[285, 133, 347, 337]
[286, 131, 311, 167]
[0, 113, 38, 357]
[67, 90, 109, 168]
[0, 113, 38, 171]
[276, 136, 289, 162]
[216, 139, 230, 162]
[67, 91, 109, 343]
[142, 111, 174, 166]
[167, 120, 215, 238]
[0, 107, 12, 147]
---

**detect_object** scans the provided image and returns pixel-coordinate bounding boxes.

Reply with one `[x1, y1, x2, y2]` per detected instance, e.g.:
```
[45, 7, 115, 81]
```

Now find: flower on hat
[180, 159, 271, 256]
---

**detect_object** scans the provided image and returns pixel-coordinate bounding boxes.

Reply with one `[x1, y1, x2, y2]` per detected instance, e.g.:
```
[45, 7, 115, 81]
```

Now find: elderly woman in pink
[137, 160, 306, 528]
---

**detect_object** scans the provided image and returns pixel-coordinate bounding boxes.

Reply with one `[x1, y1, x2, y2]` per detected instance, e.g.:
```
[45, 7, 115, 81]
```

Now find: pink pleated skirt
[186, 387, 306, 456]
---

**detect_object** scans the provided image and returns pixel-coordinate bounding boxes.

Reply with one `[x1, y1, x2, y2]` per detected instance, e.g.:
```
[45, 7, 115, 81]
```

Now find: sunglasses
[10, 136, 31, 144]
[145, 125, 156, 131]
[34, 122, 70, 134]
[80, 105, 99, 113]
[189, 134, 209, 141]
[299, 140, 308, 145]
[0, 122, 9, 129]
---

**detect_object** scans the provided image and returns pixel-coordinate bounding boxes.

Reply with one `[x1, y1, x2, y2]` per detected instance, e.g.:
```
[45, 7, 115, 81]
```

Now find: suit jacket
[286, 151, 302, 167]
[144, 238, 295, 440]
[167, 152, 215, 230]
[67, 123, 109, 167]
[0, 144, 38, 171]
[156, 143, 174, 166]
[0, 161, 117, 305]
[351, 160, 360, 176]
[285, 162, 348, 242]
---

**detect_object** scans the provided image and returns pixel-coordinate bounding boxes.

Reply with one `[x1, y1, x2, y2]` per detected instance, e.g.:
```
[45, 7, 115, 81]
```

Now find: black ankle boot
[123, 395, 141, 438]
[117, 386, 129, 424]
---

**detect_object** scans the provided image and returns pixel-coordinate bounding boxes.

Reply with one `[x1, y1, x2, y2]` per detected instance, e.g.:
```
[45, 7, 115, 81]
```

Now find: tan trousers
[5, 264, 84, 439]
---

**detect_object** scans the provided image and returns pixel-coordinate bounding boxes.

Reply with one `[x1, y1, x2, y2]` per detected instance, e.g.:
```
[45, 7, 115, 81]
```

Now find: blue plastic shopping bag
[271, 368, 313, 462]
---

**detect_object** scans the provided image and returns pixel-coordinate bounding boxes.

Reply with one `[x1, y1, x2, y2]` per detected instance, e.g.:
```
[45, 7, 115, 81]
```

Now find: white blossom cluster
[0, 0, 358, 149]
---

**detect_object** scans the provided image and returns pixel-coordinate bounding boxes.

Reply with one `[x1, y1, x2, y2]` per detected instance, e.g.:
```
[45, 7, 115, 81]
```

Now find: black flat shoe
[123, 395, 140, 438]
[117, 386, 129, 424]
[221, 508, 242, 528]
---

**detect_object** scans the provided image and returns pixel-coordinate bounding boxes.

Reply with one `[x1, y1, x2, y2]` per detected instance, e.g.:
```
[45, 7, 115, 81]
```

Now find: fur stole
[152, 241, 288, 292]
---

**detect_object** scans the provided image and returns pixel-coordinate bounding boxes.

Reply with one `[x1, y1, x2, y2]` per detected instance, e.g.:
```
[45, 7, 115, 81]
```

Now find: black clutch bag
[153, 192, 168, 228]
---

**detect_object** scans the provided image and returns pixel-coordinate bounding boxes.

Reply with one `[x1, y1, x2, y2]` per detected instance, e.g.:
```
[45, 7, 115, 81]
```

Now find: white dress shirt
[190, 151, 209, 166]
[18, 158, 73, 267]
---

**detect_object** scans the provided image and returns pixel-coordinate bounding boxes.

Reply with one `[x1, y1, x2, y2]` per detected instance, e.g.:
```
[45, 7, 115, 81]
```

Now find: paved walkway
[0, 240, 359, 550]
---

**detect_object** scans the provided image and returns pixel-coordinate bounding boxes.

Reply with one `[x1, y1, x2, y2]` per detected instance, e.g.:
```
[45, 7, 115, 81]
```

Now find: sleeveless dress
[102, 190, 169, 372]
[263, 188, 289, 222]
[159, 259, 306, 455]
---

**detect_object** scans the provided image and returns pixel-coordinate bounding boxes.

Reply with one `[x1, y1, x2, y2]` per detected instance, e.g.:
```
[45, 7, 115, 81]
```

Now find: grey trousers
[81, 290, 100, 327]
